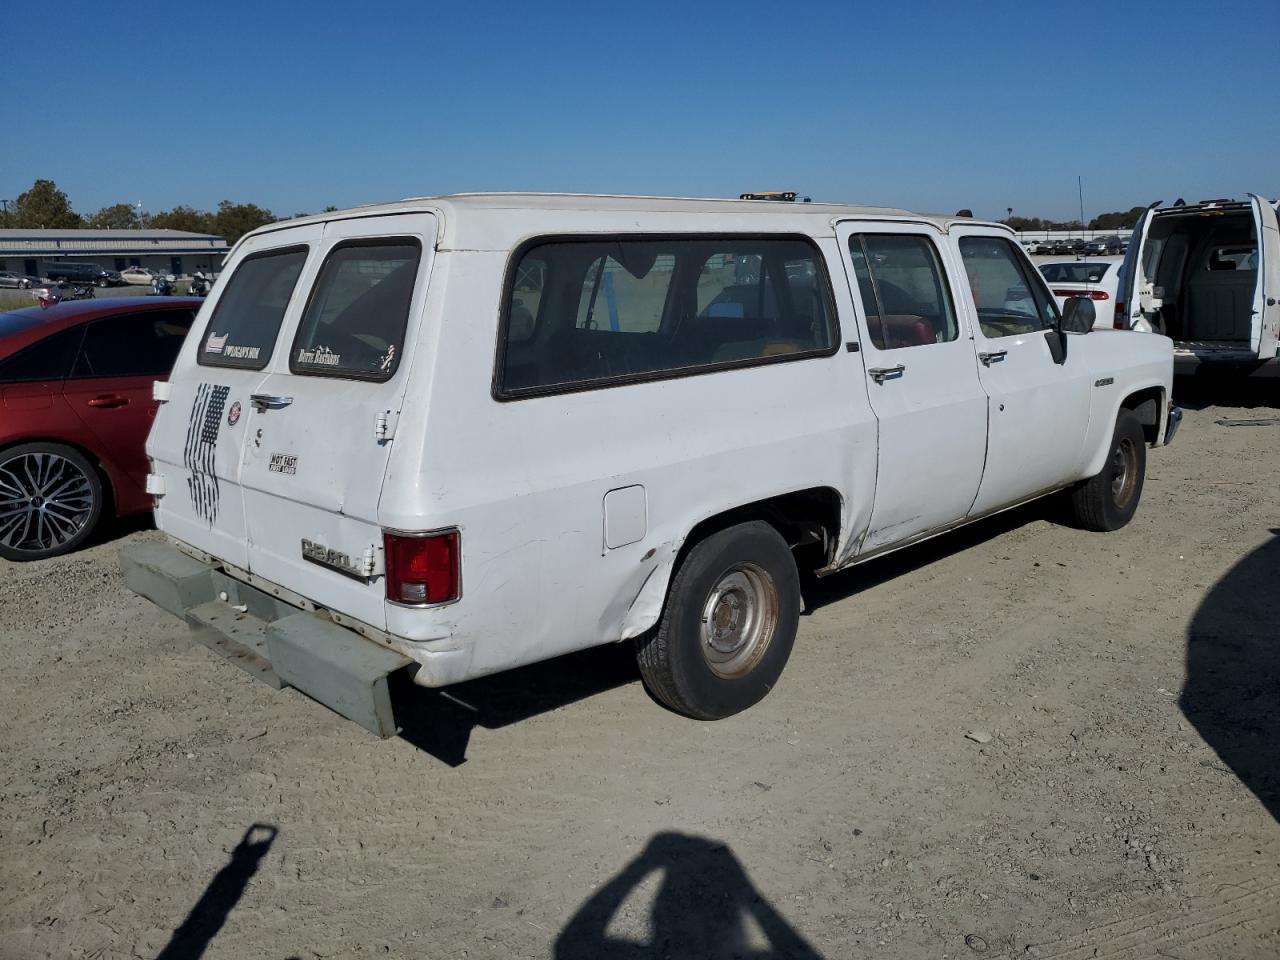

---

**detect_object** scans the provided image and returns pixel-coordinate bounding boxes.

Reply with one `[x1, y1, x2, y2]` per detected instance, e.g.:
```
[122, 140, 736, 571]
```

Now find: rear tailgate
[237, 214, 436, 631]
[149, 213, 437, 631]
[148, 223, 322, 568]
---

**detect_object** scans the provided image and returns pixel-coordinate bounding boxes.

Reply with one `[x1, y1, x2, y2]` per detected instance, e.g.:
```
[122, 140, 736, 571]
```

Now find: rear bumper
[120, 539, 415, 737]
[1164, 405, 1183, 446]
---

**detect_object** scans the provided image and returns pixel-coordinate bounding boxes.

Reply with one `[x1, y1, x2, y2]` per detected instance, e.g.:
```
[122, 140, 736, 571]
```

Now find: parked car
[1038, 257, 1124, 327]
[32, 281, 96, 303]
[1084, 239, 1109, 256]
[1104, 235, 1128, 255]
[1032, 239, 1054, 254]
[1117, 195, 1279, 374]
[1050, 239, 1074, 255]
[119, 266, 157, 285]
[44, 262, 120, 287]
[0, 298, 199, 560]
[124, 194, 1177, 735]
[0, 271, 35, 289]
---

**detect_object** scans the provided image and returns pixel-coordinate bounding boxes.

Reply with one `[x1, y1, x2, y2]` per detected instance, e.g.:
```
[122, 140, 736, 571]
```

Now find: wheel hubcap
[1110, 437, 1138, 508]
[700, 562, 779, 679]
[0, 452, 94, 554]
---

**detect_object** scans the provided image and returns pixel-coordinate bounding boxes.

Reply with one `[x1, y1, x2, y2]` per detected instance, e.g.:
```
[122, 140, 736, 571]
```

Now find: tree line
[0, 179, 332, 245]
[1004, 206, 1148, 233]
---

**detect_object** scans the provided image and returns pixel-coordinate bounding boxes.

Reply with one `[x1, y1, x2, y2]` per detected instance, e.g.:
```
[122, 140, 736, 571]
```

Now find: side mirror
[1060, 296, 1096, 334]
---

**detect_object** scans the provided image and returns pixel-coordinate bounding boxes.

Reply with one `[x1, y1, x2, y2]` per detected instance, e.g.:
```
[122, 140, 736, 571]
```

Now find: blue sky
[4, 0, 1277, 221]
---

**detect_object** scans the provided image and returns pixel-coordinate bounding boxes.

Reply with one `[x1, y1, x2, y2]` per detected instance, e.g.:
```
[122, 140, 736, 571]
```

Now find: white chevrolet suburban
[122, 194, 1179, 735]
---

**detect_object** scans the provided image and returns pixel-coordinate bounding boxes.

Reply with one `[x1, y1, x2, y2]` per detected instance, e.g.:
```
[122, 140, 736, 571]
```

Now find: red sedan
[0, 297, 200, 560]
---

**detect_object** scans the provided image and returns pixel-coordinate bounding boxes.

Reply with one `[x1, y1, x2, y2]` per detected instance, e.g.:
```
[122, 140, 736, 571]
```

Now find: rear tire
[636, 521, 800, 720]
[0, 442, 103, 561]
[1067, 409, 1146, 531]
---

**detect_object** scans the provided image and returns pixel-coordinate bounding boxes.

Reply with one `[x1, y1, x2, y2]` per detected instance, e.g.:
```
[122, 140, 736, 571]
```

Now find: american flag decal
[183, 383, 230, 523]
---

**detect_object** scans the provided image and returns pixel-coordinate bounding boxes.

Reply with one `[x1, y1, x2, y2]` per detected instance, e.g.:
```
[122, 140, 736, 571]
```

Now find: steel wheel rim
[700, 562, 779, 679]
[1110, 437, 1138, 507]
[0, 452, 94, 554]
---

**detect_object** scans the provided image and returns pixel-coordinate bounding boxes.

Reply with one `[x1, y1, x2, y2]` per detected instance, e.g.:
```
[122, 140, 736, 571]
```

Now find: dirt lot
[1, 392, 1277, 960]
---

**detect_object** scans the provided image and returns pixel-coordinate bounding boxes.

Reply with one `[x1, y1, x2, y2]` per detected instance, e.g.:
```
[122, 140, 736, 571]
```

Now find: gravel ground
[0, 392, 1277, 960]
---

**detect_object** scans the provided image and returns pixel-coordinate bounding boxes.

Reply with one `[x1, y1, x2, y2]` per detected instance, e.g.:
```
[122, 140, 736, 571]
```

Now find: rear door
[1117, 204, 1159, 332]
[1249, 194, 1280, 359]
[237, 214, 435, 630]
[949, 226, 1092, 515]
[834, 221, 989, 553]
[149, 224, 321, 568]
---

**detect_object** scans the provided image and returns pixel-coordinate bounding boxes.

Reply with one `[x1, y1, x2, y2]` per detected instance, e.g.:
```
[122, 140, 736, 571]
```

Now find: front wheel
[636, 521, 800, 719]
[1067, 409, 1146, 531]
[0, 443, 104, 561]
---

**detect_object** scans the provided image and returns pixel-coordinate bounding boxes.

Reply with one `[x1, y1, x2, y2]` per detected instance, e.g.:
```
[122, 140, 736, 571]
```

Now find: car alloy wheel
[0, 450, 97, 556]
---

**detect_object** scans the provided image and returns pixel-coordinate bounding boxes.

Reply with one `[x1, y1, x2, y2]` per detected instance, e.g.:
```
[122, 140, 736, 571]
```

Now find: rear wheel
[1067, 409, 1146, 531]
[636, 521, 800, 719]
[0, 443, 103, 561]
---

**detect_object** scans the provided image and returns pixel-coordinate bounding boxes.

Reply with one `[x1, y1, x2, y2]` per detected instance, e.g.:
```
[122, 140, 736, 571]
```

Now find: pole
[1078, 176, 1086, 238]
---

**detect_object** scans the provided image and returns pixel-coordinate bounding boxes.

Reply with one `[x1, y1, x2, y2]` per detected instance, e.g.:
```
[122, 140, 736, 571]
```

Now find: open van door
[1117, 202, 1160, 332]
[1248, 194, 1280, 359]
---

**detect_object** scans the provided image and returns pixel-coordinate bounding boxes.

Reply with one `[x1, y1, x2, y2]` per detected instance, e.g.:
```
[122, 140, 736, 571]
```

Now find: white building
[0, 228, 229, 279]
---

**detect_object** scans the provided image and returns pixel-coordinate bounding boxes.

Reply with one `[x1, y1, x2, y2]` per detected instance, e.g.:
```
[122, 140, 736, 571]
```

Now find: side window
[73, 310, 195, 378]
[849, 234, 958, 350]
[291, 240, 421, 381]
[497, 237, 836, 396]
[198, 246, 308, 369]
[0, 326, 84, 383]
[957, 236, 1057, 338]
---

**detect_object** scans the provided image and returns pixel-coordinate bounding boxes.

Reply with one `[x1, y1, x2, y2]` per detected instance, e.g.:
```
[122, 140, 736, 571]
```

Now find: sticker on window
[197, 247, 308, 371]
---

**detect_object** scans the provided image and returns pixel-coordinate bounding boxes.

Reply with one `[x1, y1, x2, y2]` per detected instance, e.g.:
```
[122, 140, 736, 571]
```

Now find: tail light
[1052, 289, 1109, 301]
[384, 529, 460, 605]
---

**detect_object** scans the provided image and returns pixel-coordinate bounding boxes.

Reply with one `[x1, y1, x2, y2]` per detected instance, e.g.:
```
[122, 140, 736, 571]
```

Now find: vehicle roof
[0, 297, 202, 360]
[240, 192, 1012, 252]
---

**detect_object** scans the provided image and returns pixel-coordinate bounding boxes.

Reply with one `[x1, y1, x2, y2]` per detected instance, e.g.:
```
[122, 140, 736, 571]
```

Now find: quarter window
[0, 327, 84, 383]
[958, 236, 1057, 338]
[198, 246, 308, 370]
[498, 237, 836, 396]
[73, 310, 195, 378]
[290, 240, 421, 380]
[849, 234, 958, 349]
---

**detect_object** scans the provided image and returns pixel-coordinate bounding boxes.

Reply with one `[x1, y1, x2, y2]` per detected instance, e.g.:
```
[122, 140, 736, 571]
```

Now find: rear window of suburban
[290, 239, 421, 381]
[496, 235, 837, 398]
[198, 247, 308, 369]
[1039, 262, 1112, 283]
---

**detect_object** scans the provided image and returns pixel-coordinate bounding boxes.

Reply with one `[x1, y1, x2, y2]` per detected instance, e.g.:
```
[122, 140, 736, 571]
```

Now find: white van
[1117, 196, 1280, 373]
[123, 194, 1178, 734]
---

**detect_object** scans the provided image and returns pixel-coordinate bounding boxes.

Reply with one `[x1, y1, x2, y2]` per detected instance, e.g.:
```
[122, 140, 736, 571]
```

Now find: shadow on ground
[801, 499, 1051, 613]
[155, 823, 277, 960]
[1181, 530, 1280, 822]
[554, 832, 824, 959]
[1173, 373, 1279, 411]
[391, 501, 1054, 766]
[391, 641, 641, 766]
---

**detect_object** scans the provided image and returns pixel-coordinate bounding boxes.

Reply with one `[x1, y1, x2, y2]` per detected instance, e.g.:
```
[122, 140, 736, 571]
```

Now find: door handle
[979, 350, 1008, 365]
[868, 364, 906, 383]
[250, 394, 293, 412]
[87, 394, 128, 408]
